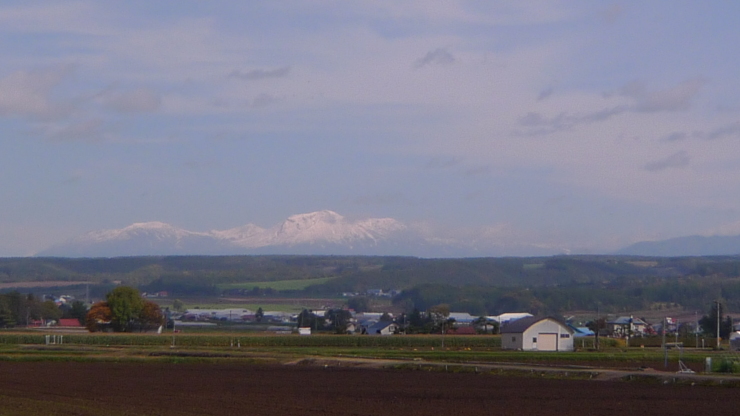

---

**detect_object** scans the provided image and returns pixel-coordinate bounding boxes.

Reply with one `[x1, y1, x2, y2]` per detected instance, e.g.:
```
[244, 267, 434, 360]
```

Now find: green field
[217, 277, 336, 291]
[0, 331, 737, 375]
[181, 303, 306, 313]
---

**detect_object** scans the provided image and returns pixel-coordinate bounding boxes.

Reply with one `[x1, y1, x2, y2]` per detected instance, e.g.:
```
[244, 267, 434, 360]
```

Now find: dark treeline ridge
[2, 255, 740, 314]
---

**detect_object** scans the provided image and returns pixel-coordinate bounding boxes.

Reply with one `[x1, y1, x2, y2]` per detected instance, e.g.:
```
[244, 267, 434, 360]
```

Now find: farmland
[2, 332, 740, 415]
[0, 332, 730, 373]
[217, 276, 337, 291]
[1, 360, 740, 416]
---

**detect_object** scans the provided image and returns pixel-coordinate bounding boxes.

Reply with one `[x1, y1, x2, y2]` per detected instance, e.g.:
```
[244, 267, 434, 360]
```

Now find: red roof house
[58, 319, 83, 327]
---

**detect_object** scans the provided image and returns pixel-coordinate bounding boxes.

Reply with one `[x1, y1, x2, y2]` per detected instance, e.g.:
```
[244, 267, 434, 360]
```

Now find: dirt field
[0, 281, 91, 289]
[0, 362, 737, 416]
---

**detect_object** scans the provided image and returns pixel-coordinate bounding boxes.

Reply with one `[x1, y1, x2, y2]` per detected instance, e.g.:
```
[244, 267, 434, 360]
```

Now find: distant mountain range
[616, 234, 740, 257]
[38, 210, 740, 258]
[36, 210, 568, 258]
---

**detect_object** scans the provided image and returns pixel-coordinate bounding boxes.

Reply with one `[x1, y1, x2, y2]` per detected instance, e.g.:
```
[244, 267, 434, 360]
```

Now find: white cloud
[620, 78, 706, 113]
[414, 48, 455, 68]
[644, 150, 690, 172]
[0, 2, 105, 35]
[706, 122, 740, 140]
[0, 66, 74, 119]
[45, 118, 106, 142]
[100, 88, 162, 113]
[227, 67, 291, 81]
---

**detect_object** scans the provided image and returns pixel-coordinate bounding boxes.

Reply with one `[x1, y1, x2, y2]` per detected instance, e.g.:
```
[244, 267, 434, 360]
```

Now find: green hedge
[0, 333, 501, 348]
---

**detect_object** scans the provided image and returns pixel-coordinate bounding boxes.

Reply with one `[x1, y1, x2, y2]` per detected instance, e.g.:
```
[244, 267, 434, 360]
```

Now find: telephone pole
[714, 300, 721, 349]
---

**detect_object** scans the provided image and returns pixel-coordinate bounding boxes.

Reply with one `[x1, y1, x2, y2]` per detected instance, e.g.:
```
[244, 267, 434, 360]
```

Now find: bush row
[0, 333, 502, 348]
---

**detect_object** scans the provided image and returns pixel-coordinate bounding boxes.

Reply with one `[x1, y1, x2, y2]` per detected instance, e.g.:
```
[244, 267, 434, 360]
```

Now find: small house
[607, 316, 648, 337]
[501, 316, 574, 351]
[57, 318, 83, 328]
[364, 321, 398, 335]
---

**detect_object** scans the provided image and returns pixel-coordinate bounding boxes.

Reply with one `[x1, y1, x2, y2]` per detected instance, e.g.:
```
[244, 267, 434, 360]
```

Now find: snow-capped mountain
[231, 211, 406, 247]
[38, 211, 413, 257]
[39, 221, 234, 257]
[36, 210, 571, 258]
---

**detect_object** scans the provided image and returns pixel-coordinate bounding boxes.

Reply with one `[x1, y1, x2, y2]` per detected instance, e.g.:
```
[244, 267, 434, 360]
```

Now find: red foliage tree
[139, 301, 164, 331]
[85, 302, 112, 332]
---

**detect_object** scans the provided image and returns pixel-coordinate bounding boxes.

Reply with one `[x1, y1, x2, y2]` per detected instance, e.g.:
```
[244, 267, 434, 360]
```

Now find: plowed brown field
[0, 362, 736, 416]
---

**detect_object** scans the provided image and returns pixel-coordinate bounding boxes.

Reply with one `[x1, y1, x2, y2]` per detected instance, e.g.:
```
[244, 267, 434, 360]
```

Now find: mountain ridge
[616, 234, 740, 257]
[36, 210, 568, 258]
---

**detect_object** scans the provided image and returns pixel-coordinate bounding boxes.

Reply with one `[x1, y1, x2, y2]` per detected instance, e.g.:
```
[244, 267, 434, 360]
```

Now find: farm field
[0, 280, 92, 289]
[155, 296, 344, 313]
[216, 276, 337, 291]
[0, 332, 721, 371]
[1, 361, 739, 416]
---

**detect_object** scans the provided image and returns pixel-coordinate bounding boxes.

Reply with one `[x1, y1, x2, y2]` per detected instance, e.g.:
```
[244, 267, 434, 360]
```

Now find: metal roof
[500, 316, 574, 334]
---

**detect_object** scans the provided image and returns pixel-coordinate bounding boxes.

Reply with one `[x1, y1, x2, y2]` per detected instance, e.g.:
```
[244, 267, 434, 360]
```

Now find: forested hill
[4, 255, 740, 315]
[0, 254, 738, 289]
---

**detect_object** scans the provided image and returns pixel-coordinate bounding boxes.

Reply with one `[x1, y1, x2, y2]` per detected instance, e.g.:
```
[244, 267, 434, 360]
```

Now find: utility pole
[715, 300, 721, 349]
[695, 311, 698, 349]
[662, 316, 667, 368]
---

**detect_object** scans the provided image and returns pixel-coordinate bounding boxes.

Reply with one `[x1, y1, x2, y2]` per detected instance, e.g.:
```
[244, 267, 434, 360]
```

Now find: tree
[4, 292, 25, 326]
[86, 302, 112, 332]
[347, 297, 371, 313]
[106, 286, 144, 332]
[40, 300, 62, 322]
[172, 299, 185, 313]
[296, 309, 324, 330]
[62, 300, 88, 326]
[699, 302, 733, 339]
[139, 301, 164, 331]
[473, 316, 498, 334]
[0, 296, 15, 328]
[406, 308, 432, 333]
[325, 309, 352, 334]
[255, 307, 264, 323]
[586, 318, 607, 350]
[428, 304, 451, 333]
[379, 312, 393, 322]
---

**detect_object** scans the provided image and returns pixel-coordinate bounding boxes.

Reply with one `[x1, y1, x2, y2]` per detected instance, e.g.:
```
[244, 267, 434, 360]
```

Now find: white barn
[500, 316, 574, 352]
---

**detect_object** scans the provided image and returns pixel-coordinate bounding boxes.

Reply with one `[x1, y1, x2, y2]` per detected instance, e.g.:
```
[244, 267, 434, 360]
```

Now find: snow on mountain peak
[36, 210, 573, 257]
[264, 210, 405, 246]
[77, 221, 204, 243]
[55, 211, 409, 252]
[284, 210, 343, 226]
[124, 221, 177, 231]
[211, 223, 265, 242]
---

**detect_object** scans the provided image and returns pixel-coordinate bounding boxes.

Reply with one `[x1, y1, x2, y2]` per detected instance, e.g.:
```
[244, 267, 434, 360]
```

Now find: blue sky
[2, 1, 740, 256]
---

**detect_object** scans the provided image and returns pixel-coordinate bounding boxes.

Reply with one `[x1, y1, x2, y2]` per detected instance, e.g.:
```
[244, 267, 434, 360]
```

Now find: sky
[2, 1, 740, 256]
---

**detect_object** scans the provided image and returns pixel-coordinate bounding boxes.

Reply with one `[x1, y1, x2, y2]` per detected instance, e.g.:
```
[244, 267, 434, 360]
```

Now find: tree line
[0, 287, 164, 333]
[0, 292, 86, 328]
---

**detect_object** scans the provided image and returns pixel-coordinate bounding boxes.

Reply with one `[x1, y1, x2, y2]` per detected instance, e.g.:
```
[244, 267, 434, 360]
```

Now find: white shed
[500, 316, 574, 351]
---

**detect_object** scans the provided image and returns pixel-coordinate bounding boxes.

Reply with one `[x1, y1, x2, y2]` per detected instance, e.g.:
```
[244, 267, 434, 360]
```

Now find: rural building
[489, 313, 533, 324]
[363, 321, 398, 335]
[500, 316, 574, 351]
[730, 332, 740, 351]
[569, 325, 595, 338]
[607, 316, 648, 337]
[448, 312, 477, 324]
[57, 318, 83, 328]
